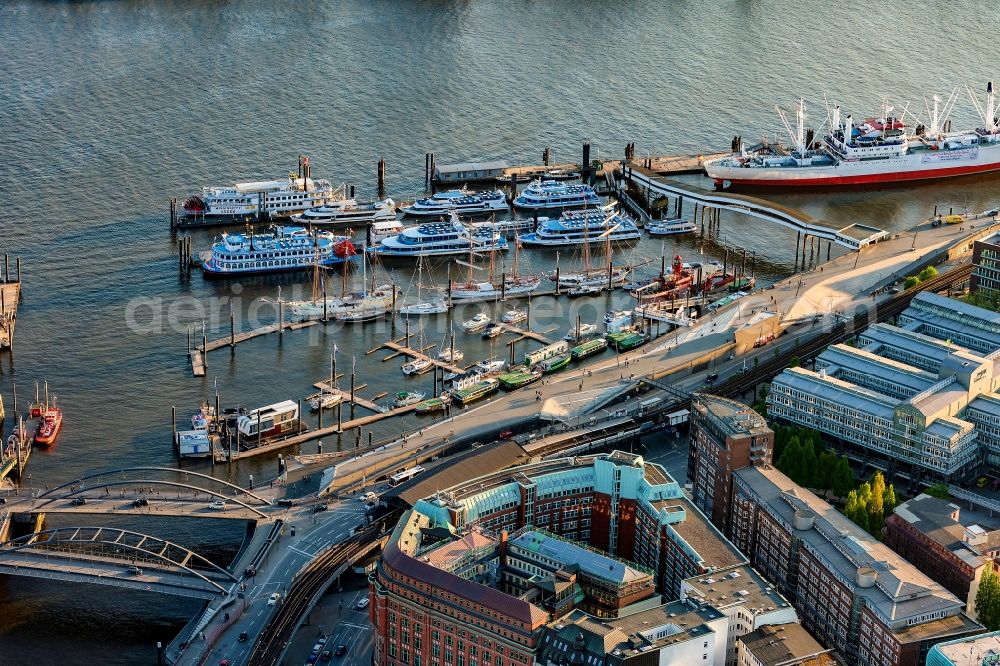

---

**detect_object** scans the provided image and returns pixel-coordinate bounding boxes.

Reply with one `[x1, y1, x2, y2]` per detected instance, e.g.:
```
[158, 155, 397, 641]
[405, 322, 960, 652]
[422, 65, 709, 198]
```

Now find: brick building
[884, 493, 1000, 618]
[369, 452, 752, 666]
[730, 465, 983, 666]
[689, 394, 773, 535]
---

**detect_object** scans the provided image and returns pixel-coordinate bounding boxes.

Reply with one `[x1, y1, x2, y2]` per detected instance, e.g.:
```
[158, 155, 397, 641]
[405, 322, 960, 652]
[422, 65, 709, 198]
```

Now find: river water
[1, 0, 998, 662]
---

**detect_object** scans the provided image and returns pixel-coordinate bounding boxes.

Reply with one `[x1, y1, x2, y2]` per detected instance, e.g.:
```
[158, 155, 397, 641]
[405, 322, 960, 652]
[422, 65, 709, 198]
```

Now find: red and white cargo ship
[705, 82, 1000, 188]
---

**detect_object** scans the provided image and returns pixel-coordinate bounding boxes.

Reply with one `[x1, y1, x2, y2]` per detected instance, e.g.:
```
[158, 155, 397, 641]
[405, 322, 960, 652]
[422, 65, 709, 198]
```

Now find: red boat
[631, 255, 695, 304]
[34, 407, 63, 446]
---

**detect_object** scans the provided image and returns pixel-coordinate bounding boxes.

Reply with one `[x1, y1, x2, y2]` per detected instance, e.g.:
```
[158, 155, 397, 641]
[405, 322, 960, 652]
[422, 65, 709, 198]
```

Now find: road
[178, 500, 369, 666]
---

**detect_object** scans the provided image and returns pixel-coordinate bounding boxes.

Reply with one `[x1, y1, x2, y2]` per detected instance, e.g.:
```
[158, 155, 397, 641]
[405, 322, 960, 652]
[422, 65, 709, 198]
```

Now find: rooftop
[682, 564, 790, 614]
[930, 629, 1000, 664]
[435, 160, 509, 174]
[666, 497, 746, 571]
[893, 493, 1000, 562]
[692, 393, 771, 438]
[738, 623, 832, 666]
[509, 530, 652, 586]
[422, 530, 497, 571]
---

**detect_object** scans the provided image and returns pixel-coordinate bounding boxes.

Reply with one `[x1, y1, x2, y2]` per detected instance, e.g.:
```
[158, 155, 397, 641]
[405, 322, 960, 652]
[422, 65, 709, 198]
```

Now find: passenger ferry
[367, 213, 507, 259]
[183, 157, 340, 220]
[512, 179, 601, 211]
[517, 209, 640, 247]
[401, 188, 509, 217]
[201, 226, 355, 277]
[646, 218, 696, 236]
[370, 219, 405, 244]
[291, 198, 396, 226]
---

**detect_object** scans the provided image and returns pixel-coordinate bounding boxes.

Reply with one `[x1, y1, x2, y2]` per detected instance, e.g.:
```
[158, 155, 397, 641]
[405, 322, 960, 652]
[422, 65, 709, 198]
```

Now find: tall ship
[367, 213, 508, 259]
[631, 254, 696, 304]
[290, 197, 396, 226]
[401, 188, 508, 217]
[705, 83, 1000, 188]
[450, 235, 540, 300]
[201, 226, 355, 277]
[512, 179, 601, 211]
[183, 156, 341, 219]
[517, 208, 640, 247]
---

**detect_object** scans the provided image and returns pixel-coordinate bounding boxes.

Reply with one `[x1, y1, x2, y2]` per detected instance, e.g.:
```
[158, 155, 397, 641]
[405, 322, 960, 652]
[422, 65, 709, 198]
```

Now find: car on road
[706, 373, 719, 382]
[267, 592, 280, 606]
[132, 497, 149, 507]
[238, 631, 248, 642]
[356, 598, 370, 610]
[127, 565, 142, 575]
[498, 430, 513, 440]
[365, 502, 376, 511]
[208, 500, 227, 510]
[308, 655, 320, 665]
[311, 643, 325, 655]
[321, 649, 334, 661]
[313, 503, 328, 513]
[71, 497, 87, 506]
[359, 492, 377, 502]
[334, 645, 346, 657]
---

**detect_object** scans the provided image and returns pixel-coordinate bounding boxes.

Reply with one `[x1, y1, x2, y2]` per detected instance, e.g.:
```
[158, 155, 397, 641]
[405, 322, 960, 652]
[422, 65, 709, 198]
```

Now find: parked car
[320, 649, 333, 661]
[267, 592, 280, 606]
[208, 500, 226, 510]
[356, 598, 370, 610]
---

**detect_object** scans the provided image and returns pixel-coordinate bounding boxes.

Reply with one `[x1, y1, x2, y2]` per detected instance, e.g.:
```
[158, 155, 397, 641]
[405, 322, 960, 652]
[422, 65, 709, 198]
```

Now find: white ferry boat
[646, 218, 696, 236]
[183, 157, 340, 220]
[517, 209, 640, 247]
[201, 226, 355, 277]
[512, 179, 601, 211]
[290, 198, 396, 226]
[367, 213, 508, 259]
[401, 188, 508, 217]
[470, 218, 537, 238]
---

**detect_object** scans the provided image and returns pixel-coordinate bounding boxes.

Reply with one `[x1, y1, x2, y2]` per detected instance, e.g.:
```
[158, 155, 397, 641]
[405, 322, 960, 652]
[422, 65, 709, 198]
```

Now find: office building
[730, 465, 983, 666]
[737, 623, 837, 666]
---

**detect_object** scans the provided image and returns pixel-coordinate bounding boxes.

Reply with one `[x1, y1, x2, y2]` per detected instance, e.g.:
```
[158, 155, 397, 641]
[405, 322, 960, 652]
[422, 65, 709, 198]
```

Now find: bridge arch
[35, 466, 272, 505]
[0, 526, 238, 594]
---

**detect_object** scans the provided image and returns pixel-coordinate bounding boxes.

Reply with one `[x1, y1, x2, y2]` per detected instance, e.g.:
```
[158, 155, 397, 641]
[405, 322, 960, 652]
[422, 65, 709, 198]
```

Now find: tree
[789, 355, 801, 368]
[799, 438, 818, 488]
[868, 472, 887, 535]
[918, 265, 939, 282]
[815, 449, 837, 491]
[926, 483, 951, 499]
[777, 437, 803, 483]
[904, 276, 920, 289]
[976, 569, 1000, 631]
[845, 489, 867, 532]
[831, 456, 855, 499]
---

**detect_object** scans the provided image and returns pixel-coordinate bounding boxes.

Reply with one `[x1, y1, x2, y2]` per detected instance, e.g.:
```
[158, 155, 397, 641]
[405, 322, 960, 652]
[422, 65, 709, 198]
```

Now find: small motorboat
[398, 300, 449, 316]
[567, 284, 601, 298]
[462, 313, 491, 332]
[564, 323, 598, 342]
[437, 348, 465, 362]
[604, 309, 631, 323]
[394, 391, 427, 407]
[482, 323, 504, 339]
[501, 308, 527, 324]
[475, 358, 507, 374]
[34, 405, 63, 446]
[309, 392, 343, 411]
[402, 358, 433, 375]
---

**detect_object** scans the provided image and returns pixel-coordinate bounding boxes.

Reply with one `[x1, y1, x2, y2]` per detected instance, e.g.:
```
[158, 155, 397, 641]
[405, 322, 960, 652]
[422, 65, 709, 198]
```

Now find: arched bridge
[618, 162, 889, 250]
[27, 466, 273, 519]
[0, 526, 239, 599]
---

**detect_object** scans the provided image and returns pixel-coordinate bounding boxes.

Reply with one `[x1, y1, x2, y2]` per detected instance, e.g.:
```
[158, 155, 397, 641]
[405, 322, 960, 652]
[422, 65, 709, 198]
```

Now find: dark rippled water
[2, 0, 1000, 662]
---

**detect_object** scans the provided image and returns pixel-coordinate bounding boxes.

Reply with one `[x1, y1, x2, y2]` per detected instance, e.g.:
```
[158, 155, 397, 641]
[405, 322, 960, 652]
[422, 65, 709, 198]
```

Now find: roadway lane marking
[342, 622, 369, 629]
[289, 546, 313, 557]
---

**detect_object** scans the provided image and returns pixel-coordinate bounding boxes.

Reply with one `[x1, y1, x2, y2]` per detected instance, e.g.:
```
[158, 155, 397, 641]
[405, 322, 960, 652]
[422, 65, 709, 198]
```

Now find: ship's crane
[966, 81, 999, 135]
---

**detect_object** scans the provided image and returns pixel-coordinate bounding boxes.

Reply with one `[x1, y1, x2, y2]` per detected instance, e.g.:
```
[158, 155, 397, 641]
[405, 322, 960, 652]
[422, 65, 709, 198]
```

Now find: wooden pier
[381, 340, 464, 374]
[189, 319, 317, 376]
[639, 152, 731, 176]
[1, 278, 22, 350]
[497, 322, 553, 344]
[212, 401, 425, 462]
[311, 382, 385, 414]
